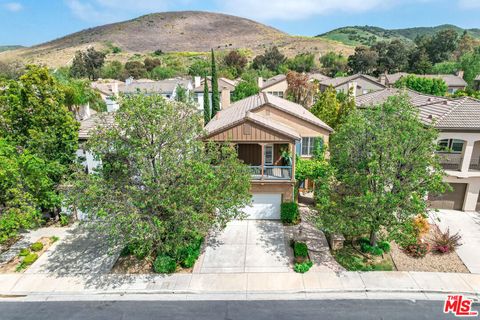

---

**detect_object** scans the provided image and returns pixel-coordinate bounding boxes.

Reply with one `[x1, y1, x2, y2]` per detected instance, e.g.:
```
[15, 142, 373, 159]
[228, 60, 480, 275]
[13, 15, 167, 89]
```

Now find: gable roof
[194, 77, 237, 93]
[308, 73, 331, 82]
[261, 74, 287, 90]
[320, 74, 385, 89]
[384, 72, 467, 87]
[428, 97, 480, 130]
[78, 113, 114, 140]
[118, 79, 192, 95]
[355, 88, 449, 108]
[204, 93, 332, 138]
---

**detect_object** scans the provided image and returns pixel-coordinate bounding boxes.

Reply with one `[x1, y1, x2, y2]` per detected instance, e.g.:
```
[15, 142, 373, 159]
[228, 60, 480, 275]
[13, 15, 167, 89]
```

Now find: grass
[333, 245, 394, 272]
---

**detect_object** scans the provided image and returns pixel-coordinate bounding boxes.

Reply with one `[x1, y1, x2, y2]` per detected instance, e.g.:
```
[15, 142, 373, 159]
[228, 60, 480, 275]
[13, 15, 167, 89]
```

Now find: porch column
[260, 143, 265, 180]
[463, 180, 480, 211]
[461, 140, 475, 172]
[290, 142, 295, 182]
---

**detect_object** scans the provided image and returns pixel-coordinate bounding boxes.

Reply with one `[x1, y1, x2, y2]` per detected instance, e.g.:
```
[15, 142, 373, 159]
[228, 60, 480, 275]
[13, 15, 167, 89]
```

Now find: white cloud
[217, 0, 396, 21]
[3, 2, 23, 12]
[458, 0, 480, 8]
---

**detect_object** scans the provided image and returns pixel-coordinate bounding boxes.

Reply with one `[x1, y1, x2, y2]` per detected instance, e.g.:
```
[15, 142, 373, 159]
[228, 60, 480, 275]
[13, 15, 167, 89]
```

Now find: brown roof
[194, 77, 237, 93]
[355, 88, 448, 108]
[261, 74, 287, 90]
[78, 113, 114, 140]
[320, 74, 385, 88]
[308, 73, 331, 82]
[428, 97, 480, 130]
[204, 93, 332, 138]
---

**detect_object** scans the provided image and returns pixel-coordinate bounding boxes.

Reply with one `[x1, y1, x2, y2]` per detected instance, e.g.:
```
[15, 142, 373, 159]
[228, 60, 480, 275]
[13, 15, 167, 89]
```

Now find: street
[0, 299, 462, 320]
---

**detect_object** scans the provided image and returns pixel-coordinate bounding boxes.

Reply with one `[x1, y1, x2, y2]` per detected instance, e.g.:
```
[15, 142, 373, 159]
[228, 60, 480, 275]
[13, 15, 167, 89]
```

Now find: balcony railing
[436, 153, 463, 171]
[470, 157, 480, 171]
[249, 166, 292, 180]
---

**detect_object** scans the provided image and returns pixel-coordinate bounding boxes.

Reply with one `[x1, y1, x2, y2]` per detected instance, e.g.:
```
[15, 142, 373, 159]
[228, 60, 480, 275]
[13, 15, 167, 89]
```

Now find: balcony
[249, 166, 292, 180]
[437, 153, 463, 171]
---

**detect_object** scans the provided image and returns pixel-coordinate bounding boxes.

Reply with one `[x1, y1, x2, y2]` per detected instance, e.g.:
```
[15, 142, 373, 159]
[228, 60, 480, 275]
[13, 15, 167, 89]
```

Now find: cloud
[3, 2, 23, 12]
[65, 0, 172, 23]
[458, 0, 480, 8]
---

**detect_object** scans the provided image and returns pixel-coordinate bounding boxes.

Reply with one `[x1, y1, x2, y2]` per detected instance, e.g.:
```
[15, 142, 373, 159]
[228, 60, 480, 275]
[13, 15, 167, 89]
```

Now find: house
[193, 76, 237, 110]
[204, 92, 333, 219]
[474, 75, 480, 91]
[357, 88, 480, 212]
[319, 74, 386, 96]
[92, 78, 193, 112]
[379, 72, 468, 94]
[258, 73, 331, 99]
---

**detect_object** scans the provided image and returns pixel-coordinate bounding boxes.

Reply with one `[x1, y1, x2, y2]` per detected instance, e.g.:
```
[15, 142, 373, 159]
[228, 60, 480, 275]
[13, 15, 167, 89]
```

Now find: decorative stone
[328, 233, 345, 251]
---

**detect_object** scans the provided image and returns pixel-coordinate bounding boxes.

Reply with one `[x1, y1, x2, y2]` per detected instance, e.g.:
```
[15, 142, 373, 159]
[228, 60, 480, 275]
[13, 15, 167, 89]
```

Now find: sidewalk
[1, 271, 479, 300]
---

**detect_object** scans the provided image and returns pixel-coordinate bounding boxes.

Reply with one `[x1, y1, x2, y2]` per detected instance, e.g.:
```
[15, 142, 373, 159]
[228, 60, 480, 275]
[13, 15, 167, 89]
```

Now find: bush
[30, 242, 44, 252]
[150, 66, 177, 80]
[405, 243, 429, 258]
[59, 214, 69, 226]
[153, 255, 177, 274]
[378, 241, 391, 253]
[294, 260, 313, 273]
[50, 236, 59, 243]
[177, 236, 203, 268]
[431, 228, 462, 254]
[280, 202, 298, 224]
[412, 215, 430, 239]
[19, 248, 30, 256]
[293, 242, 308, 258]
[23, 253, 38, 265]
[358, 239, 384, 256]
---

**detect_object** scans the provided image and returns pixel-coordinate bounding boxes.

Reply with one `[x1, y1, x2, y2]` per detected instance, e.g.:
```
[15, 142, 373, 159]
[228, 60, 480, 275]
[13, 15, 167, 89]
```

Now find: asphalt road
[0, 299, 463, 320]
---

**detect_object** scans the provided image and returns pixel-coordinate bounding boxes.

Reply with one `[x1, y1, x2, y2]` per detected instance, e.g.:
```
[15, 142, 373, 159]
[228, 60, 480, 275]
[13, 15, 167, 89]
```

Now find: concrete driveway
[193, 220, 293, 273]
[430, 210, 480, 273]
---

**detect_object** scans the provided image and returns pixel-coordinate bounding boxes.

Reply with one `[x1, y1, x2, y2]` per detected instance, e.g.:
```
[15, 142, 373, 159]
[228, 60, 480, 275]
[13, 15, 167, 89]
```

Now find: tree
[322, 95, 447, 246]
[124, 61, 147, 79]
[310, 86, 352, 129]
[70, 47, 106, 80]
[252, 46, 286, 72]
[144, 57, 161, 72]
[101, 61, 125, 80]
[285, 71, 316, 108]
[319, 52, 348, 77]
[454, 31, 477, 59]
[203, 75, 211, 124]
[210, 49, 220, 117]
[61, 78, 106, 119]
[224, 50, 247, 76]
[286, 53, 315, 73]
[426, 30, 459, 64]
[231, 75, 260, 102]
[188, 58, 210, 77]
[458, 47, 480, 87]
[408, 48, 432, 74]
[64, 94, 251, 260]
[372, 40, 409, 74]
[347, 46, 378, 75]
[395, 75, 447, 96]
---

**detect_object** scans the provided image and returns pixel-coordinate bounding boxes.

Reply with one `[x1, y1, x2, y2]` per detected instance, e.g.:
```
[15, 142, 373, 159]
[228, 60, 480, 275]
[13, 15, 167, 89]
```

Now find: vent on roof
[443, 101, 448, 105]
[428, 114, 433, 119]
[427, 97, 432, 102]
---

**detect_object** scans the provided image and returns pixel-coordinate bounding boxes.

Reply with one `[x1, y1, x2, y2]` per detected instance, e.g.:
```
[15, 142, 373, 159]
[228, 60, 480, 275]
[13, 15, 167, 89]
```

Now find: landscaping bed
[0, 236, 58, 273]
[333, 240, 395, 272]
[291, 240, 313, 273]
[390, 224, 468, 273]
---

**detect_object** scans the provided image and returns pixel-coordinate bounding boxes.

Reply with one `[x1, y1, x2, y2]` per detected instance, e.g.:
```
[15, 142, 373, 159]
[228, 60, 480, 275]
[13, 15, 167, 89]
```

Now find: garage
[428, 183, 467, 210]
[243, 193, 282, 220]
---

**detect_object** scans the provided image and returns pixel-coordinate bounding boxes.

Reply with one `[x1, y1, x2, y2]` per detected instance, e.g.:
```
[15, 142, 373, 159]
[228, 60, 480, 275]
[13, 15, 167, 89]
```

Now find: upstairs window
[437, 139, 464, 153]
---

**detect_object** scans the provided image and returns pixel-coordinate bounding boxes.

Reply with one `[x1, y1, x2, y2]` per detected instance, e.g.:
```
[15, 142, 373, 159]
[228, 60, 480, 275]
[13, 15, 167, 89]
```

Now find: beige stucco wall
[443, 175, 480, 211]
[251, 181, 295, 202]
[261, 80, 288, 96]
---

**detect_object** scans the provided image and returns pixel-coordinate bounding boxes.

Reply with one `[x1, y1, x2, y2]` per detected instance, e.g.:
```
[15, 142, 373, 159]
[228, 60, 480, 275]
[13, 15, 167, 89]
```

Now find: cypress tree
[211, 49, 220, 117]
[203, 74, 211, 124]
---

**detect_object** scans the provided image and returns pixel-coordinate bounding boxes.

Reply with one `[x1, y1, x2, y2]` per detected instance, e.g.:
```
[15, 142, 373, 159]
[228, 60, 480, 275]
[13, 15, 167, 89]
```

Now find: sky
[1, 0, 480, 46]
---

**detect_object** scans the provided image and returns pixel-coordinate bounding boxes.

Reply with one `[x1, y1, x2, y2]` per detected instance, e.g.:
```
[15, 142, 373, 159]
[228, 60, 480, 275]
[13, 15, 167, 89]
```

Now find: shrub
[431, 228, 462, 254]
[280, 202, 298, 224]
[153, 255, 176, 274]
[405, 243, 429, 258]
[413, 215, 430, 239]
[358, 239, 383, 256]
[50, 236, 59, 243]
[378, 241, 391, 253]
[30, 242, 44, 252]
[23, 253, 38, 265]
[59, 214, 70, 226]
[294, 260, 313, 273]
[293, 242, 308, 258]
[19, 248, 30, 256]
[177, 236, 203, 268]
[112, 46, 121, 54]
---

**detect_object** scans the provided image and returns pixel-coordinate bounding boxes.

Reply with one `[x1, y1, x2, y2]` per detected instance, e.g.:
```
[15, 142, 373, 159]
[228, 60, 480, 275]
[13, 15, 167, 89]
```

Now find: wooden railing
[249, 166, 292, 180]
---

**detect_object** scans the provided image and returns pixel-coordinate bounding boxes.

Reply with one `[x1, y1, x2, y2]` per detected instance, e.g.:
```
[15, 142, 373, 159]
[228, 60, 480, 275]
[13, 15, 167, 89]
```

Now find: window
[264, 145, 273, 165]
[267, 91, 284, 98]
[437, 139, 464, 153]
[301, 137, 321, 156]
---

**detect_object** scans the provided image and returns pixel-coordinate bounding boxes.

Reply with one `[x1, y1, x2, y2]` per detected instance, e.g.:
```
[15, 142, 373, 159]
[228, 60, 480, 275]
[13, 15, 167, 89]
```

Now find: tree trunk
[369, 230, 377, 247]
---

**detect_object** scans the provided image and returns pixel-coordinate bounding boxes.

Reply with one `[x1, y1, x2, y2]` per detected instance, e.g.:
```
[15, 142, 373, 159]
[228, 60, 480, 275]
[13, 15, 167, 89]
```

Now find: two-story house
[319, 73, 386, 96]
[193, 76, 237, 111]
[356, 88, 480, 212]
[204, 92, 333, 219]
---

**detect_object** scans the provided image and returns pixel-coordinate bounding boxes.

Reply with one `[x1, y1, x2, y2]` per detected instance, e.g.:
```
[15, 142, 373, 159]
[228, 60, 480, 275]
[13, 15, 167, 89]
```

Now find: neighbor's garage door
[428, 183, 467, 210]
[243, 193, 282, 220]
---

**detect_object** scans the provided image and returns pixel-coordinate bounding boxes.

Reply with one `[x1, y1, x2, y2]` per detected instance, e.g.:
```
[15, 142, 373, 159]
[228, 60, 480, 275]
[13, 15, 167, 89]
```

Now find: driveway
[430, 209, 480, 273]
[194, 220, 293, 273]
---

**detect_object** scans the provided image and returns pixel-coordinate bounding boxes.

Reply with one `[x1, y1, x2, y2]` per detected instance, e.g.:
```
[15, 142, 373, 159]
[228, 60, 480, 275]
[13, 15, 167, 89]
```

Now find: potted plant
[281, 148, 292, 166]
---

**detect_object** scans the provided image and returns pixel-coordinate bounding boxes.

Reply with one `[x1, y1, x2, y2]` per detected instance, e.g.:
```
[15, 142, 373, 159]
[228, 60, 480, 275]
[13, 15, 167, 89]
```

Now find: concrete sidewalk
[1, 271, 479, 300]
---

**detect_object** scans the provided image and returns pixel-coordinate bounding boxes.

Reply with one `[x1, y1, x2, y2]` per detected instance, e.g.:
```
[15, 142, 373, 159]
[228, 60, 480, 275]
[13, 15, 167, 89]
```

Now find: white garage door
[243, 193, 282, 220]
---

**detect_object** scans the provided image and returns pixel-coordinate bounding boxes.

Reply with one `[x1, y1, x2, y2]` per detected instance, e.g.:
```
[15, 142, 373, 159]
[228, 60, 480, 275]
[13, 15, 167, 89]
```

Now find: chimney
[456, 70, 464, 79]
[221, 88, 231, 109]
[111, 82, 119, 96]
[194, 76, 201, 88]
[257, 77, 264, 89]
[379, 73, 386, 85]
[348, 81, 357, 97]
[125, 77, 133, 86]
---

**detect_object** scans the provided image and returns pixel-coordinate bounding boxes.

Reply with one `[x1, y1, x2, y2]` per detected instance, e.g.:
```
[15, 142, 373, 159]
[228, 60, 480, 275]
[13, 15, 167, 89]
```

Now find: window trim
[264, 144, 274, 165]
[437, 138, 464, 154]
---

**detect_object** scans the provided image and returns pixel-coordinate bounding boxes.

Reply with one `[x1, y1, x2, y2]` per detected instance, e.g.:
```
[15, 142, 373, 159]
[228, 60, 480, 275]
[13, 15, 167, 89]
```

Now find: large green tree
[64, 94, 251, 259]
[310, 86, 355, 130]
[252, 46, 286, 72]
[321, 95, 447, 246]
[70, 47, 106, 80]
[395, 74, 447, 96]
[347, 46, 378, 75]
[203, 75, 211, 124]
[210, 49, 220, 117]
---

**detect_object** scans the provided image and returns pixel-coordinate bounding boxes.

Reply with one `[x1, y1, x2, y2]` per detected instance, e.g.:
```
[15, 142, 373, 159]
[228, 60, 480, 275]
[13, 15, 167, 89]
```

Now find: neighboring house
[474, 75, 480, 91]
[357, 88, 480, 212]
[193, 76, 237, 110]
[92, 78, 194, 112]
[258, 74, 288, 98]
[379, 71, 468, 94]
[204, 92, 333, 219]
[319, 74, 386, 96]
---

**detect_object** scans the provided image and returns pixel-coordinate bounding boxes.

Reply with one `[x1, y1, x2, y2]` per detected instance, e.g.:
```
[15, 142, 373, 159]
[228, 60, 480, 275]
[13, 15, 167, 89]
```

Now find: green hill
[318, 24, 480, 46]
[0, 45, 24, 53]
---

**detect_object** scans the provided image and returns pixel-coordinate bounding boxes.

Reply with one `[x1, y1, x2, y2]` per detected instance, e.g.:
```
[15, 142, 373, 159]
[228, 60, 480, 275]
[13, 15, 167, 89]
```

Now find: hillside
[0, 45, 24, 53]
[318, 24, 480, 46]
[0, 11, 352, 68]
